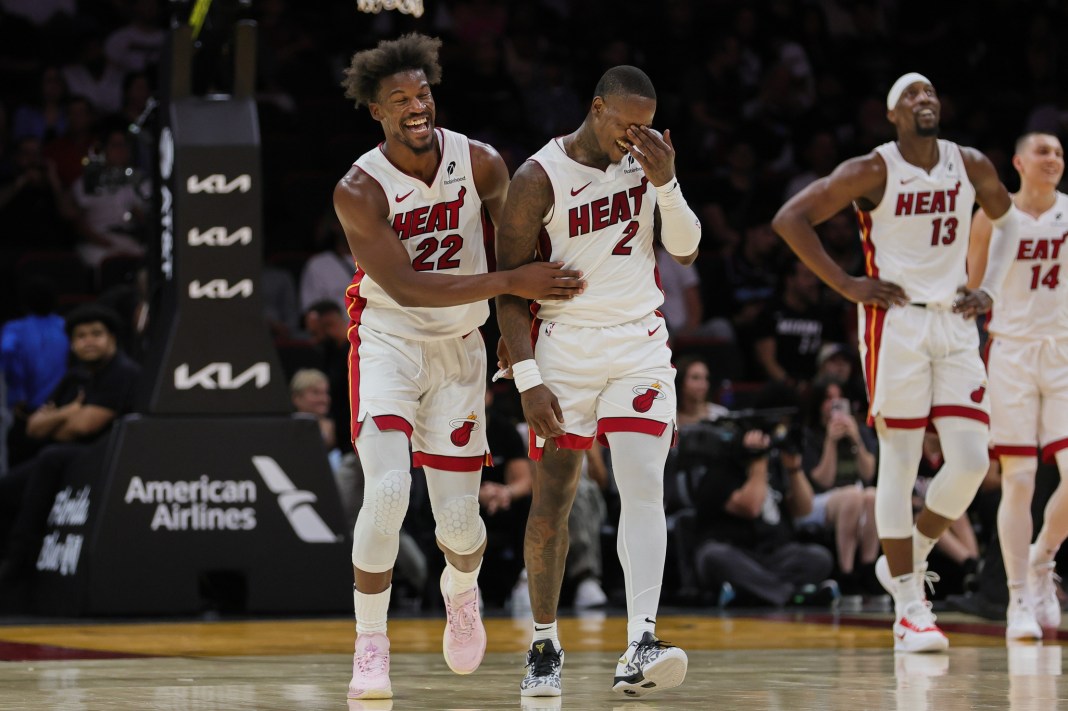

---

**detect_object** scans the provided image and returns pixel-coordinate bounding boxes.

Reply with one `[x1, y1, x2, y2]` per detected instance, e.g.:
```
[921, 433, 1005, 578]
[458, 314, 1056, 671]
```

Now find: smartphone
[831, 398, 850, 415]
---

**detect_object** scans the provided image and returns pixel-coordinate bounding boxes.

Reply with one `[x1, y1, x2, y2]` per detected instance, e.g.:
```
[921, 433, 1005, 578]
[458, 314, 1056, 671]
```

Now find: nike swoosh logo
[899, 177, 921, 185]
[535, 625, 552, 631]
[395, 189, 415, 202]
[644, 617, 655, 624]
[647, 325, 662, 337]
[570, 181, 592, 196]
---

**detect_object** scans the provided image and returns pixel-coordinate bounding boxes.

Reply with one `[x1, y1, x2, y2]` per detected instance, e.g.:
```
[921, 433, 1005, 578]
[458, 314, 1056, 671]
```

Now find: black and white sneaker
[612, 631, 688, 697]
[520, 638, 564, 697]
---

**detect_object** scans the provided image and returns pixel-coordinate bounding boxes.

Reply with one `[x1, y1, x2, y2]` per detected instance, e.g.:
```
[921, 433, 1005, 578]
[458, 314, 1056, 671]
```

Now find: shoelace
[904, 599, 939, 628]
[1034, 561, 1060, 594]
[919, 569, 941, 597]
[527, 647, 561, 677]
[355, 647, 388, 675]
[447, 592, 479, 641]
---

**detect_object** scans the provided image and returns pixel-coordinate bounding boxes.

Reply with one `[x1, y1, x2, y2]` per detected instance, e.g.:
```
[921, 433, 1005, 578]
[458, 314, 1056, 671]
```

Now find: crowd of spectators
[1, 0, 1067, 612]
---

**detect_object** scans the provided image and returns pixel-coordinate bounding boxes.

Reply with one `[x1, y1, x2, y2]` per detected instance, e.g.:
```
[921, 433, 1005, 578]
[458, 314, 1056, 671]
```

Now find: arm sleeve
[978, 205, 1020, 303]
[656, 180, 702, 256]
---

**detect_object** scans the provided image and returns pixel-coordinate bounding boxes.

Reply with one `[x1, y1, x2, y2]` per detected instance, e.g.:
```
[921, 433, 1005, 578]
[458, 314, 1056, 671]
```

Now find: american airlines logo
[174, 362, 270, 390]
[188, 226, 252, 247]
[251, 456, 340, 543]
[188, 279, 254, 299]
[187, 174, 252, 194]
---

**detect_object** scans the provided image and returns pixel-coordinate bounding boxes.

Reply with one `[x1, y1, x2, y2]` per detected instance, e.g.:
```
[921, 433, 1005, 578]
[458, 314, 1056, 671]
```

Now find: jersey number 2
[412, 234, 463, 271]
[612, 221, 638, 256]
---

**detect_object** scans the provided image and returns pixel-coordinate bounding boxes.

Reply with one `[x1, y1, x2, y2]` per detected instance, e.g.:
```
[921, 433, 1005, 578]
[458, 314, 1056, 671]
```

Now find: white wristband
[510, 359, 543, 393]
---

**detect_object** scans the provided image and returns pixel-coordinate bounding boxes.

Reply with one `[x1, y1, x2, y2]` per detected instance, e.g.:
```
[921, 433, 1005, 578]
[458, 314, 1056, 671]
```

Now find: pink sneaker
[440, 568, 487, 674]
[348, 633, 392, 700]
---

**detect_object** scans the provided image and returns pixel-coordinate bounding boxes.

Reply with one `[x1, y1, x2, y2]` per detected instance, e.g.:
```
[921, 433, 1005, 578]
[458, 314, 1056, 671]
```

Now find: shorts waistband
[908, 301, 954, 312]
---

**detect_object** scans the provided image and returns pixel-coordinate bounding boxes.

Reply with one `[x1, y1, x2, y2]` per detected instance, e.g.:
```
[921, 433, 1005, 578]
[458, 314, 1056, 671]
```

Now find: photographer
[691, 422, 836, 607]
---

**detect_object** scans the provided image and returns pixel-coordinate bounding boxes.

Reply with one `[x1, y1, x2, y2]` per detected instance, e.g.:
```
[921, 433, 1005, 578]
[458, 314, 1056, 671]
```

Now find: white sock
[446, 560, 481, 598]
[892, 572, 920, 612]
[627, 615, 656, 645]
[1008, 582, 1028, 607]
[532, 620, 560, 648]
[354, 585, 390, 636]
[912, 525, 938, 567]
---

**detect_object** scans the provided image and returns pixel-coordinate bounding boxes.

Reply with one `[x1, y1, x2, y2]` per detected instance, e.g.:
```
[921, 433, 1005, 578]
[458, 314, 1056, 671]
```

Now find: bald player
[773, 72, 1019, 652]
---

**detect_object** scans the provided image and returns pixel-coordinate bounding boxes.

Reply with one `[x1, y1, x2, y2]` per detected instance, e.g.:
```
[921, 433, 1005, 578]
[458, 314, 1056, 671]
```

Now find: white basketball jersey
[987, 191, 1068, 339]
[530, 138, 662, 327]
[856, 140, 977, 304]
[348, 128, 489, 340]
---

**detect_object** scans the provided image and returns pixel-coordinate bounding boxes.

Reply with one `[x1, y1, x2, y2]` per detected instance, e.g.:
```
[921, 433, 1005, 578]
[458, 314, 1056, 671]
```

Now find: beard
[916, 122, 939, 137]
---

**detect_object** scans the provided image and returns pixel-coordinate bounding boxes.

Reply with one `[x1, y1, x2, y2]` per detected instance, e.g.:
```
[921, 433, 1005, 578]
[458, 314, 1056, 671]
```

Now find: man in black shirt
[0, 304, 140, 583]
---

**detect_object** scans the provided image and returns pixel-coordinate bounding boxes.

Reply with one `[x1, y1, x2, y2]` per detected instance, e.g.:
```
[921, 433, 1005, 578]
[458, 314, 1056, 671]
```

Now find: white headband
[886, 72, 932, 110]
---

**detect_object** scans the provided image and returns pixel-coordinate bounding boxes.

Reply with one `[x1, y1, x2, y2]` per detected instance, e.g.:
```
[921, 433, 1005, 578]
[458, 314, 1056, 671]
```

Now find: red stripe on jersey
[1042, 437, 1068, 463]
[930, 405, 990, 425]
[856, 208, 878, 278]
[413, 452, 488, 472]
[993, 444, 1040, 459]
[861, 303, 887, 426]
[345, 272, 368, 445]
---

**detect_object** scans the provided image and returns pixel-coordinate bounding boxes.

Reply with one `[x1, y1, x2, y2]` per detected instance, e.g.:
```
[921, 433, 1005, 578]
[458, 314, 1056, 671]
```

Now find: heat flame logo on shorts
[631, 382, 666, 413]
[449, 412, 481, 447]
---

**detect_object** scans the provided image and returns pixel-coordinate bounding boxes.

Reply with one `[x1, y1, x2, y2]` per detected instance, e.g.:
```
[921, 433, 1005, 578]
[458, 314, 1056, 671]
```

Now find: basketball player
[967, 132, 1068, 640]
[772, 72, 1020, 652]
[495, 65, 700, 697]
[334, 33, 585, 700]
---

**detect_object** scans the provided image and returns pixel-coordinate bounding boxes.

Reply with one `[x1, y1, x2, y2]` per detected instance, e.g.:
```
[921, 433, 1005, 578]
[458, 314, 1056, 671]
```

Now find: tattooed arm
[495, 159, 568, 439]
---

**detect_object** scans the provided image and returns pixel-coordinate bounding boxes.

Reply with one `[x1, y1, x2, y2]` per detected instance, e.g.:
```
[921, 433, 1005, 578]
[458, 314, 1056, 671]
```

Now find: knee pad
[434, 495, 485, 555]
[370, 469, 412, 536]
[351, 469, 411, 573]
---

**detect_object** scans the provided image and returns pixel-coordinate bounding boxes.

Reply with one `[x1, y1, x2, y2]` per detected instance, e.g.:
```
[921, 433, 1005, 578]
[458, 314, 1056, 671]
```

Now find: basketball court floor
[0, 609, 1064, 710]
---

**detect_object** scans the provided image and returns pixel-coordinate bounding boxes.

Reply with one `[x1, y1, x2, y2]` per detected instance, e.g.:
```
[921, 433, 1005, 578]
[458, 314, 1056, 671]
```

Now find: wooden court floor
[0, 610, 1065, 710]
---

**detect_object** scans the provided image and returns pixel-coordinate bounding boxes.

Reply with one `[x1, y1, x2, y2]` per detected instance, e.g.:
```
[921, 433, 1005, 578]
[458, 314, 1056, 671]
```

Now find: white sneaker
[574, 578, 608, 609]
[1005, 596, 1042, 641]
[893, 599, 949, 653]
[1028, 546, 1061, 629]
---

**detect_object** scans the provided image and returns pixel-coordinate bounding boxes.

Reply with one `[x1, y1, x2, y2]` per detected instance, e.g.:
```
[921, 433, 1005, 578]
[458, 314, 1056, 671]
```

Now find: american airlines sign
[174, 362, 270, 390]
[187, 174, 252, 194]
[188, 279, 254, 299]
[188, 226, 252, 247]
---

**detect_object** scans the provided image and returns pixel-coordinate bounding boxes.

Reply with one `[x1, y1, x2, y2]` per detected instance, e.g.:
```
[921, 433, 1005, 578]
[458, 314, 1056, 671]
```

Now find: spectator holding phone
[798, 379, 880, 594]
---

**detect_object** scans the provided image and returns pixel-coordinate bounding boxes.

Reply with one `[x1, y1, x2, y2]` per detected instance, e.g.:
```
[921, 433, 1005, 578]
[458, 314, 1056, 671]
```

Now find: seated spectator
[262, 262, 302, 340]
[300, 212, 354, 314]
[290, 368, 337, 454]
[11, 66, 68, 142]
[567, 443, 610, 610]
[674, 355, 729, 428]
[42, 95, 96, 188]
[1, 277, 70, 468]
[479, 384, 533, 608]
[752, 256, 844, 387]
[798, 379, 880, 595]
[70, 123, 147, 270]
[691, 424, 836, 607]
[303, 300, 351, 445]
[814, 341, 868, 409]
[0, 303, 140, 584]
